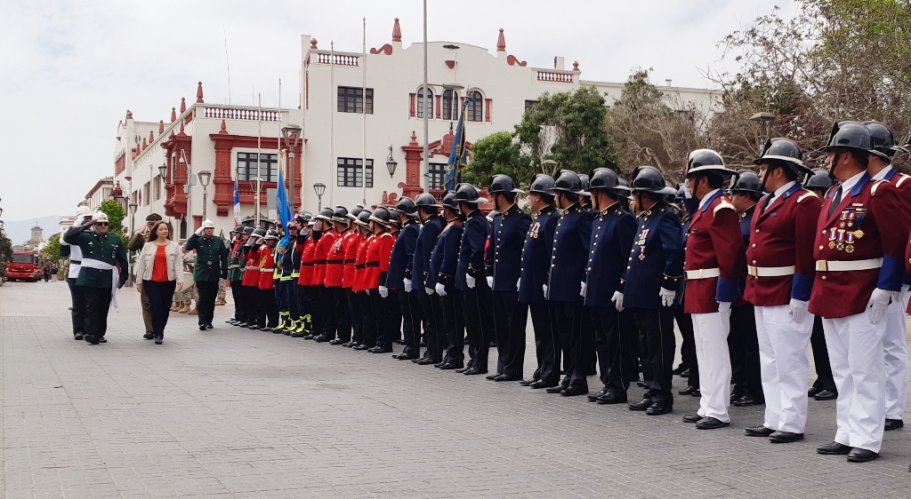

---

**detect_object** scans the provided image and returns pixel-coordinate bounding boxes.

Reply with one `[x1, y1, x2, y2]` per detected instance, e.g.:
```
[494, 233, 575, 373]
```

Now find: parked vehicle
[6, 251, 44, 281]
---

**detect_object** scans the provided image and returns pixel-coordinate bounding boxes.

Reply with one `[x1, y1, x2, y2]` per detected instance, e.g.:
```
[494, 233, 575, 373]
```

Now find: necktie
[761, 193, 774, 214]
[828, 186, 843, 217]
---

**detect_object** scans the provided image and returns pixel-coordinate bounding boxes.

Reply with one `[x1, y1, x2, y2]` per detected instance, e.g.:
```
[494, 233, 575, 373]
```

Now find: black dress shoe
[744, 425, 774, 437]
[74, 334, 84, 341]
[545, 385, 566, 394]
[588, 388, 608, 402]
[733, 394, 763, 407]
[529, 380, 556, 389]
[415, 358, 434, 365]
[329, 338, 344, 345]
[636, 381, 648, 388]
[314, 335, 332, 343]
[154, 338, 163, 345]
[808, 386, 821, 397]
[199, 325, 207, 331]
[596, 393, 628, 405]
[885, 418, 904, 431]
[352, 343, 370, 350]
[438, 362, 461, 370]
[682, 413, 702, 423]
[143, 332, 154, 340]
[85, 335, 99, 345]
[816, 441, 851, 455]
[455, 367, 468, 373]
[847, 448, 879, 463]
[98, 337, 107, 343]
[519, 379, 537, 386]
[679, 368, 690, 378]
[560, 386, 588, 397]
[695, 417, 729, 430]
[485, 373, 499, 380]
[628, 398, 652, 411]
[678, 385, 698, 396]
[672, 364, 687, 375]
[730, 389, 744, 404]
[646, 402, 672, 415]
[463, 368, 487, 375]
[690, 389, 701, 397]
[494, 374, 521, 382]
[769, 431, 804, 443]
[206, 324, 214, 330]
[814, 389, 837, 400]
[370, 346, 392, 353]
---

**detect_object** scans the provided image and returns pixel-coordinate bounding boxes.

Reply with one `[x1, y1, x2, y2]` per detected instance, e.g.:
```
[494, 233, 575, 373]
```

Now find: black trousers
[441, 289, 465, 365]
[552, 301, 586, 390]
[729, 304, 763, 401]
[257, 288, 278, 328]
[230, 280, 244, 322]
[632, 308, 676, 404]
[419, 292, 444, 362]
[67, 278, 87, 336]
[399, 290, 421, 357]
[82, 286, 112, 339]
[143, 280, 176, 339]
[298, 285, 313, 319]
[810, 315, 836, 391]
[326, 287, 352, 342]
[462, 286, 492, 372]
[674, 306, 699, 388]
[348, 290, 363, 343]
[358, 291, 377, 347]
[589, 306, 629, 395]
[492, 291, 527, 378]
[528, 302, 559, 385]
[196, 280, 218, 326]
[370, 289, 398, 348]
[620, 310, 640, 382]
[310, 286, 327, 336]
[241, 285, 259, 325]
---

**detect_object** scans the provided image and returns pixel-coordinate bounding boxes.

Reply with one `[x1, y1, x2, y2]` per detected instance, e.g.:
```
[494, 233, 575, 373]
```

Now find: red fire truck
[6, 251, 44, 281]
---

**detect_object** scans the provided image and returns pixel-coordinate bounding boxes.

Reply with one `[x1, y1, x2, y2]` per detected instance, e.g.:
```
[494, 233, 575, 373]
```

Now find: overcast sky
[0, 0, 796, 224]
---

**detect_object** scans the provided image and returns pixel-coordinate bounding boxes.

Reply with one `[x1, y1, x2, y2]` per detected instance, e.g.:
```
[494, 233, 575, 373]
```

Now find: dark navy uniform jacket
[415, 216, 443, 289]
[546, 203, 593, 303]
[430, 220, 463, 289]
[455, 210, 490, 291]
[583, 203, 636, 309]
[621, 202, 684, 310]
[386, 220, 419, 291]
[518, 205, 558, 304]
[735, 204, 756, 302]
[485, 204, 532, 292]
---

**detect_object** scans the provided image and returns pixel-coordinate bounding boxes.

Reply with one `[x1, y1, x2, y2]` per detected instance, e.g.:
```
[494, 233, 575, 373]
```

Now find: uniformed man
[308, 208, 336, 341]
[63, 212, 129, 345]
[865, 121, 909, 433]
[431, 192, 466, 369]
[453, 184, 493, 375]
[60, 205, 93, 340]
[256, 230, 280, 331]
[294, 215, 319, 337]
[673, 185, 700, 397]
[240, 228, 264, 328]
[616, 166, 682, 414]
[341, 207, 364, 345]
[412, 194, 445, 365]
[727, 171, 764, 407]
[581, 168, 636, 404]
[231, 227, 254, 327]
[387, 197, 421, 360]
[350, 210, 374, 348]
[544, 170, 593, 396]
[323, 206, 353, 345]
[184, 219, 228, 331]
[742, 138, 820, 444]
[518, 175, 560, 388]
[128, 212, 163, 339]
[680, 149, 744, 429]
[363, 208, 396, 353]
[812, 121, 906, 463]
[277, 220, 303, 334]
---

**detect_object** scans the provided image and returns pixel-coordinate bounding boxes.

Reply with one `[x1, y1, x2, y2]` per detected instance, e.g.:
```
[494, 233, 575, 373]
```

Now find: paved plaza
[0, 280, 909, 498]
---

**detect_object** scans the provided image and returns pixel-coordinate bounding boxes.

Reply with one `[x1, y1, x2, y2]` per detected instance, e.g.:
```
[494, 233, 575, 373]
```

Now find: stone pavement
[0, 280, 909, 498]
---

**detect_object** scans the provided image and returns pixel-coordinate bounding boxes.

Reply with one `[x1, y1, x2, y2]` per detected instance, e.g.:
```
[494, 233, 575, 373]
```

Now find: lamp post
[128, 201, 138, 235]
[179, 149, 194, 235]
[749, 111, 776, 149]
[386, 145, 398, 178]
[281, 124, 303, 211]
[197, 170, 212, 221]
[313, 182, 326, 211]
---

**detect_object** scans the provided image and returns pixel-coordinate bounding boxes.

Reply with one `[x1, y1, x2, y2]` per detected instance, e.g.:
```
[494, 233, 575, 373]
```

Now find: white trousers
[754, 305, 813, 433]
[884, 292, 909, 420]
[692, 310, 732, 422]
[822, 310, 886, 453]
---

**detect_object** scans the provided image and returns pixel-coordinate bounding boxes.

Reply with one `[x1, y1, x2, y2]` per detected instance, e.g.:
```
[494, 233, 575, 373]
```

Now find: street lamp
[386, 145, 398, 178]
[281, 124, 303, 210]
[197, 170, 212, 220]
[313, 182, 326, 210]
[128, 201, 138, 234]
[158, 164, 168, 179]
[179, 150, 194, 235]
[750, 112, 776, 147]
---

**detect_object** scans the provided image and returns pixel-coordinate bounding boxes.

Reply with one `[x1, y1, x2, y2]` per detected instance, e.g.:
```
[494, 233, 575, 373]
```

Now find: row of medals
[829, 210, 864, 254]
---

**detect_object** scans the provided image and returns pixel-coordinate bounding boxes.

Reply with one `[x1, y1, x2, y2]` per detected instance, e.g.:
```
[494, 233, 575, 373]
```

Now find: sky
[0, 0, 798, 232]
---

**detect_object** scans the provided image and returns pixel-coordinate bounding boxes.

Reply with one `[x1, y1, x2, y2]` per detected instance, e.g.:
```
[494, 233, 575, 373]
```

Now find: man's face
[757, 162, 771, 190]
[145, 221, 155, 232]
[730, 192, 754, 212]
[203, 227, 215, 237]
[94, 221, 109, 234]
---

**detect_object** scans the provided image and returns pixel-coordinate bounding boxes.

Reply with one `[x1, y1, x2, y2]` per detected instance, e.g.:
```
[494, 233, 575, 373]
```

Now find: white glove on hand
[486, 276, 494, 288]
[867, 288, 893, 325]
[195, 226, 204, 236]
[425, 286, 433, 296]
[580, 281, 587, 299]
[659, 287, 676, 307]
[466, 274, 476, 289]
[378, 285, 389, 298]
[403, 278, 413, 292]
[516, 277, 521, 290]
[788, 298, 809, 324]
[542, 284, 549, 300]
[717, 301, 732, 313]
[611, 291, 624, 312]
[435, 282, 447, 297]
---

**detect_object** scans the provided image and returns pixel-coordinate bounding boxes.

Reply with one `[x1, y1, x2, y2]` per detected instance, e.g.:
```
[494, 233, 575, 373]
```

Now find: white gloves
[425, 286, 433, 296]
[580, 281, 587, 299]
[486, 276, 494, 288]
[403, 278, 412, 292]
[195, 226, 204, 236]
[435, 282, 447, 297]
[717, 301, 731, 313]
[516, 277, 521, 290]
[542, 284, 549, 300]
[867, 288, 893, 325]
[611, 291, 624, 312]
[788, 298, 809, 324]
[466, 274, 476, 289]
[659, 287, 676, 307]
[378, 285, 389, 298]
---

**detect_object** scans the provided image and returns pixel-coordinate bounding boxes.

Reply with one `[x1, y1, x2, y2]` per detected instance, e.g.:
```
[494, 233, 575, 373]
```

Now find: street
[1, 280, 909, 498]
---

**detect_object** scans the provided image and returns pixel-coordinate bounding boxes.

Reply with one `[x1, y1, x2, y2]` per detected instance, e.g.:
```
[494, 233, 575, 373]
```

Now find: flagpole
[361, 17, 368, 206]
[256, 93, 262, 226]
[422, 0, 429, 192]
[329, 41, 336, 207]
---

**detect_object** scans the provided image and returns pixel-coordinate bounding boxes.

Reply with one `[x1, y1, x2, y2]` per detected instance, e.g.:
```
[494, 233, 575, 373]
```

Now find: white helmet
[202, 219, 215, 229]
[75, 205, 92, 217]
[92, 212, 109, 223]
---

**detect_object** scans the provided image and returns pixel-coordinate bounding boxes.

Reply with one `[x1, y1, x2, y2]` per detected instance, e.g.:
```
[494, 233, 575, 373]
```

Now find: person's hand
[466, 274, 476, 289]
[435, 282, 447, 297]
[378, 285, 389, 298]
[403, 278, 413, 292]
[176, 281, 184, 291]
[659, 287, 676, 307]
[580, 281, 587, 298]
[867, 288, 893, 325]
[425, 286, 434, 296]
[195, 226, 204, 236]
[516, 277, 521, 290]
[611, 291, 624, 312]
[717, 301, 732, 313]
[788, 298, 809, 323]
[486, 276, 494, 288]
[542, 284, 549, 300]
[136, 283, 142, 293]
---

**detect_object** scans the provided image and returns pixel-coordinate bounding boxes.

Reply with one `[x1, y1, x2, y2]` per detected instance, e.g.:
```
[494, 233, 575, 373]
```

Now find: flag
[444, 98, 470, 191]
[276, 167, 293, 247]
[232, 180, 241, 226]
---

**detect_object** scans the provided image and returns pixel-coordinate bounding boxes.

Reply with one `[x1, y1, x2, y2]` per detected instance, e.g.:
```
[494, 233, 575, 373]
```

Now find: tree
[99, 199, 126, 239]
[42, 233, 61, 262]
[459, 131, 530, 188]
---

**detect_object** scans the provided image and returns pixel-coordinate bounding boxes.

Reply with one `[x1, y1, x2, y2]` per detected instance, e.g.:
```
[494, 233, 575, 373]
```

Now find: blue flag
[276, 167, 293, 246]
[233, 181, 241, 226]
[444, 98, 470, 191]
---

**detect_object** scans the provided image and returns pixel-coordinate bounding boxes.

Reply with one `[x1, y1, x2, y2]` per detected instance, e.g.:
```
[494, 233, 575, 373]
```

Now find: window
[338, 86, 374, 114]
[154, 175, 162, 200]
[337, 158, 374, 188]
[428, 163, 447, 190]
[143, 182, 150, 206]
[524, 100, 539, 111]
[237, 152, 279, 182]
[417, 86, 433, 118]
[466, 90, 483, 122]
[442, 89, 460, 120]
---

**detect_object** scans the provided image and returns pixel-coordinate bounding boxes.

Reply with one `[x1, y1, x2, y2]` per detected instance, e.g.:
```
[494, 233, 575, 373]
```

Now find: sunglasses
[95, 222, 109, 226]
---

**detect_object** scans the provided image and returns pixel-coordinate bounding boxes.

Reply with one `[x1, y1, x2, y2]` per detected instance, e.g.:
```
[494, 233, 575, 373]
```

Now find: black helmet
[242, 226, 255, 235]
[415, 193, 438, 208]
[824, 121, 872, 153]
[488, 174, 522, 194]
[630, 166, 666, 193]
[730, 170, 763, 196]
[440, 191, 459, 210]
[251, 228, 266, 238]
[314, 207, 334, 222]
[368, 207, 392, 227]
[864, 121, 902, 160]
[685, 149, 735, 177]
[453, 183, 488, 204]
[616, 178, 632, 199]
[550, 170, 582, 194]
[263, 229, 280, 241]
[355, 210, 372, 228]
[346, 205, 364, 221]
[232, 225, 244, 233]
[588, 167, 621, 192]
[804, 168, 834, 191]
[675, 183, 686, 202]
[529, 173, 555, 196]
[297, 211, 313, 223]
[754, 137, 813, 175]
[395, 196, 417, 216]
[332, 206, 350, 223]
[578, 173, 591, 197]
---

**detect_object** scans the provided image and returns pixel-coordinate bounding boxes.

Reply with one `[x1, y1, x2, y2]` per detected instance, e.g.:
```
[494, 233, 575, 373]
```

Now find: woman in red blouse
[134, 222, 183, 344]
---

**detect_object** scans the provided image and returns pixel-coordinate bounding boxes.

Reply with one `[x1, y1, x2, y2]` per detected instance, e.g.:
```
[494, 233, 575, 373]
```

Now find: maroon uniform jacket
[809, 173, 906, 318]
[312, 230, 337, 288]
[324, 229, 351, 288]
[743, 183, 821, 307]
[684, 190, 745, 314]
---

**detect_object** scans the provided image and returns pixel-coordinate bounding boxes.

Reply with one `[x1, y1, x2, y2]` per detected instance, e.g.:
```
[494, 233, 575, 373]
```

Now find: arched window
[417, 86, 433, 118]
[466, 90, 483, 122]
[442, 89, 459, 120]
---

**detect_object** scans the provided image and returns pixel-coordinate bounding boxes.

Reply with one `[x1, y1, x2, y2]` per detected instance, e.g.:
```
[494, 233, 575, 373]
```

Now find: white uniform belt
[245, 266, 260, 270]
[261, 268, 275, 272]
[80, 258, 120, 309]
[747, 265, 795, 277]
[685, 268, 720, 280]
[815, 258, 882, 272]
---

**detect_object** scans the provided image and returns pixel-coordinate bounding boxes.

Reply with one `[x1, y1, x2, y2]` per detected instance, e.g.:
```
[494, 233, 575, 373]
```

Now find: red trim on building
[369, 44, 393, 55]
[399, 131, 423, 200]
[435, 95, 442, 119]
[485, 98, 492, 122]
[409, 93, 416, 117]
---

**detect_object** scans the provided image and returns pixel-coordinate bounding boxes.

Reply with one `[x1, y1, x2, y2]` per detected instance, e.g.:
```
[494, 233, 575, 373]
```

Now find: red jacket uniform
[809, 174, 905, 318]
[297, 236, 317, 286]
[312, 230, 337, 287]
[743, 184, 821, 306]
[241, 245, 260, 287]
[342, 231, 362, 289]
[364, 232, 395, 290]
[684, 190, 745, 314]
[353, 234, 373, 292]
[257, 244, 275, 290]
[324, 229, 351, 288]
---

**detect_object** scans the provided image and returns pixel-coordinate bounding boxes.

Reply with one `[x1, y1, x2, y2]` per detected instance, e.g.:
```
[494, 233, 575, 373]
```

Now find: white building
[83, 177, 113, 212]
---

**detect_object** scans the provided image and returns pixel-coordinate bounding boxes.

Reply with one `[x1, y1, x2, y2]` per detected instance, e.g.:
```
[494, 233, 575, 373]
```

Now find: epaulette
[871, 179, 886, 196]
[380, 233, 393, 238]
[797, 190, 817, 203]
[713, 200, 735, 215]
[896, 174, 910, 188]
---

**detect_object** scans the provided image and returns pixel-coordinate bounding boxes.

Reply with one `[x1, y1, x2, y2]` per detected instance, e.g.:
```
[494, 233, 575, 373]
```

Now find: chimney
[553, 56, 564, 70]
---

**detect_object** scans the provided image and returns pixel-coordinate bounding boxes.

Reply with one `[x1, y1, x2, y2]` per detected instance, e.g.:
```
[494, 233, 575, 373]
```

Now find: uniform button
[751, 243, 756, 248]
[818, 245, 824, 250]
[821, 275, 827, 280]
[627, 265, 631, 270]
[752, 260, 756, 264]
[755, 229, 759, 233]
[821, 230, 826, 235]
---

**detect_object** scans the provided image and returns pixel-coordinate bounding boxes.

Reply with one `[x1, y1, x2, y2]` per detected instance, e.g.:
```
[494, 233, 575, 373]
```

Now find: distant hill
[3, 216, 65, 245]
